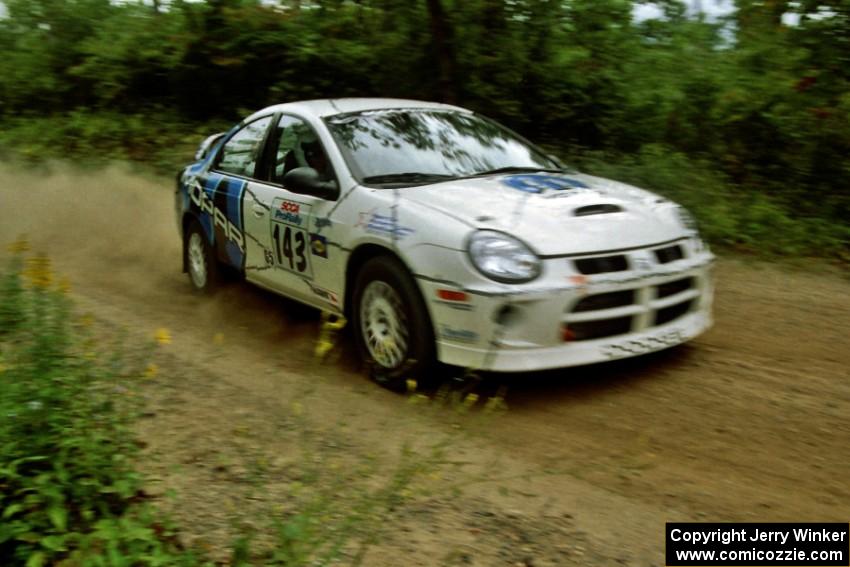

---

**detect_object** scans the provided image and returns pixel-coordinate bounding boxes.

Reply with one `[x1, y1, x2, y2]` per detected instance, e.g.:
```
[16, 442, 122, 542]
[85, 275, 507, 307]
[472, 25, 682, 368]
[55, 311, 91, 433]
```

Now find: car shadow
[430, 343, 701, 412]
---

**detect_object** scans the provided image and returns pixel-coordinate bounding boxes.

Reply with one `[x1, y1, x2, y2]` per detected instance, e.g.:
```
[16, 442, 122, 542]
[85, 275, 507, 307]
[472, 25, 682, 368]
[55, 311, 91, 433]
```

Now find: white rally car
[176, 98, 713, 390]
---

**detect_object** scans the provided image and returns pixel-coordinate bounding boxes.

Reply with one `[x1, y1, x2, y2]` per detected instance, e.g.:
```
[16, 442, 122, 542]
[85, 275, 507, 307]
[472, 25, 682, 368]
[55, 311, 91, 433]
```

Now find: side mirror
[283, 167, 338, 199]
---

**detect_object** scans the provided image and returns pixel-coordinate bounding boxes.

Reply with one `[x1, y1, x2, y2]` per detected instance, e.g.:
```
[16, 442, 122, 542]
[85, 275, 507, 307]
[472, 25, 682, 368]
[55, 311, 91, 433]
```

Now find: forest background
[1, 0, 848, 257]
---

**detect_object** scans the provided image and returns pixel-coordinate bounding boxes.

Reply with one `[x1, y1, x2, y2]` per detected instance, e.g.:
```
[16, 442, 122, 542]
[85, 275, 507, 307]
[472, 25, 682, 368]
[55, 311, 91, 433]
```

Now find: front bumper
[418, 238, 714, 372]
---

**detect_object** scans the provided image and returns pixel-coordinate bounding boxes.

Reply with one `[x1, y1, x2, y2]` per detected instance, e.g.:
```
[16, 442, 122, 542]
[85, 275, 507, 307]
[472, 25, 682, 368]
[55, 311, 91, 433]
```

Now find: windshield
[324, 109, 559, 186]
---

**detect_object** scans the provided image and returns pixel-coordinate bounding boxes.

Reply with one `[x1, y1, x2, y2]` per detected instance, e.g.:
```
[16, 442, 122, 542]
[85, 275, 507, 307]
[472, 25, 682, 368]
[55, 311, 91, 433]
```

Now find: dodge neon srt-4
[176, 98, 714, 390]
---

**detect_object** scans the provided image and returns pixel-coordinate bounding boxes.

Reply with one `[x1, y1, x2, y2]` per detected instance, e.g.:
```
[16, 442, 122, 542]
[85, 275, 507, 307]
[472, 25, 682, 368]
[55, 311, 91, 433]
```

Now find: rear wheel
[352, 255, 435, 392]
[185, 221, 219, 293]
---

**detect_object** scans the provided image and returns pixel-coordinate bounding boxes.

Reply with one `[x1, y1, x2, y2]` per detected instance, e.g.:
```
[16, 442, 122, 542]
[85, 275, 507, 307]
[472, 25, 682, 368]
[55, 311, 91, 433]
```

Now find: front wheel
[352, 256, 435, 392]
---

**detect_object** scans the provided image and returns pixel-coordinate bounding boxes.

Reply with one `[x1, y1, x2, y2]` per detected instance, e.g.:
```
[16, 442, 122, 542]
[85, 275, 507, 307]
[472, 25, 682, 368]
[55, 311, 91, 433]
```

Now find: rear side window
[215, 116, 273, 178]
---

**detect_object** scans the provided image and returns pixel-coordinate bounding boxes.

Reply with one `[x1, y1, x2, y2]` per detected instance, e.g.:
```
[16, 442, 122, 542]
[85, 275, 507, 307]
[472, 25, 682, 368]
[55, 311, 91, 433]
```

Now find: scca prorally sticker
[502, 174, 590, 194]
[273, 199, 305, 226]
[270, 197, 313, 278]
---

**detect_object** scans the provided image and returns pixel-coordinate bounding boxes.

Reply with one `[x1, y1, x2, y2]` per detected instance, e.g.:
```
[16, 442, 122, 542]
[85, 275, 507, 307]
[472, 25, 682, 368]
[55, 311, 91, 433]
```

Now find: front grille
[574, 255, 628, 275]
[654, 300, 693, 326]
[562, 244, 704, 344]
[568, 316, 633, 341]
[573, 290, 635, 312]
[654, 244, 685, 264]
[655, 277, 694, 299]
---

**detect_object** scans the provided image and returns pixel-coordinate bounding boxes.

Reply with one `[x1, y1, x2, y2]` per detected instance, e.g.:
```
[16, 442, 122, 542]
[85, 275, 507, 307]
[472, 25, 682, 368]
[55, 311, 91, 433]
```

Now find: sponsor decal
[502, 174, 590, 194]
[314, 217, 333, 229]
[189, 181, 245, 253]
[356, 210, 415, 239]
[601, 329, 684, 359]
[273, 199, 304, 225]
[435, 300, 475, 312]
[440, 326, 479, 344]
[307, 282, 339, 306]
[310, 233, 328, 258]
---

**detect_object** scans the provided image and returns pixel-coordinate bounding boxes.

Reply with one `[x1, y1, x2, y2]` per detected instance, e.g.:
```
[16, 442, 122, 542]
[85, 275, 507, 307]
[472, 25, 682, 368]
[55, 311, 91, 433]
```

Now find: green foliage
[0, 0, 847, 257]
[571, 144, 850, 256]
[0, 111, 226, 174]
[0, 251, 202, 566]
[0, 248, 459, 565]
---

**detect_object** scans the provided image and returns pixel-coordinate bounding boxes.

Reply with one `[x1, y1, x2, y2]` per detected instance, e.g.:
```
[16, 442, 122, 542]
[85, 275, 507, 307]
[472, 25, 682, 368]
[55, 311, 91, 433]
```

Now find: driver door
[243, 114, 341, 310]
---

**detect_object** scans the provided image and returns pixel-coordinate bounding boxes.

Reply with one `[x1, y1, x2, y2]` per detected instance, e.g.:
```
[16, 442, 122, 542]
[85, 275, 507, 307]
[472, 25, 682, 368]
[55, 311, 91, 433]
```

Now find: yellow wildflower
[407, 393, 430, 405]
[321, 312, 347, 332]
[314, 338, 334, 360]
[23, 254, 52, 288]
[154, 328, 172, 345]
[144, 363, 159, 379]
[484, 395, 508, 413]
[6, 237, 30, 253]
[406, 379, 418, 393]
[315, 312, 347, 360]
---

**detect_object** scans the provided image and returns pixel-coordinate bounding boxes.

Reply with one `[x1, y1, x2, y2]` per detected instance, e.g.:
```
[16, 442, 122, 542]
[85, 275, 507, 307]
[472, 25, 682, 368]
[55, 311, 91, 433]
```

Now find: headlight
[676, 206, 699, 232]
[468, 230, 541, 283]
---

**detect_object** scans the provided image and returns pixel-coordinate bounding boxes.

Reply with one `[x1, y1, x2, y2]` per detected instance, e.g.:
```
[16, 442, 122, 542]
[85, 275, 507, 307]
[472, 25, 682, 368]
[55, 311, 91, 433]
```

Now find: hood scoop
[573, 203, 623, 217]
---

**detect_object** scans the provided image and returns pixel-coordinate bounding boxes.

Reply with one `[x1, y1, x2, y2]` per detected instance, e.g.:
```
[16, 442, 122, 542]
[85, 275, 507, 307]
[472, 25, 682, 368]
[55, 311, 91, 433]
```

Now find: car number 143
[272, 223, 310, 275]
[270, 198, 312, 277]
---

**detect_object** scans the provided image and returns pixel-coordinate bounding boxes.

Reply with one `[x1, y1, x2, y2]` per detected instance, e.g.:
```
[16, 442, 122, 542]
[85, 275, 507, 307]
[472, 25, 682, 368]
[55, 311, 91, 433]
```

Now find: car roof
[245, 98, 470, 121]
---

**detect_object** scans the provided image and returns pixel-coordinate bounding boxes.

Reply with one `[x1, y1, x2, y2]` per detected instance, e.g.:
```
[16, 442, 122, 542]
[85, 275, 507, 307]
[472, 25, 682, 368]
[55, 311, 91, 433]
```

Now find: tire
[184, 221, 220, 293]
[352, 255, 436, 392]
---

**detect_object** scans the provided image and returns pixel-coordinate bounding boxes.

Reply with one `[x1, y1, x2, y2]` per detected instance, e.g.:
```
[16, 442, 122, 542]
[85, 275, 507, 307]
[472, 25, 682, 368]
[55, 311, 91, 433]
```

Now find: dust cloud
[0, 160, 322, 348]
[0, 161, 179, 294]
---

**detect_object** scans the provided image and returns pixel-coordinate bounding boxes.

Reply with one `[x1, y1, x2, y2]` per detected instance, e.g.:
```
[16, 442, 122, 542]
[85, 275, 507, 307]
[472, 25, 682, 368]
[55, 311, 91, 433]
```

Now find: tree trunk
[425, 0, 457, 104]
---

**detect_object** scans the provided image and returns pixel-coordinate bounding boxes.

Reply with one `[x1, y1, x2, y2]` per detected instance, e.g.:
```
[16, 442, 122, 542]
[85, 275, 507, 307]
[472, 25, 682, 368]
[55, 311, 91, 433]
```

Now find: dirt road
[2, 164, 849, 565]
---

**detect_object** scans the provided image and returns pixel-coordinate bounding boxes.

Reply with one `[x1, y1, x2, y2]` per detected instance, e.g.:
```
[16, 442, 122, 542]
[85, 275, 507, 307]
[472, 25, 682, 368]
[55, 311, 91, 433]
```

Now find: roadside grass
[0, 244, 498, 566]
[0, 242, 204, 567]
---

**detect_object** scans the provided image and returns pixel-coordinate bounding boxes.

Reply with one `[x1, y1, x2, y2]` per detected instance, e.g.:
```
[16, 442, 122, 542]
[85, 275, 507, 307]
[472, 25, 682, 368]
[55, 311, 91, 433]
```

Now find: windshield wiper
[362, 172, 458, 185]
[466, 166, 568, 177]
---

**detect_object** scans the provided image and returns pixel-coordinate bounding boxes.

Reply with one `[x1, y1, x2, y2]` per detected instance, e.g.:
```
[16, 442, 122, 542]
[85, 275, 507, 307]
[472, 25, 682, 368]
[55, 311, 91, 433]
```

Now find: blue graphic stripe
[503, 174, 590, 193]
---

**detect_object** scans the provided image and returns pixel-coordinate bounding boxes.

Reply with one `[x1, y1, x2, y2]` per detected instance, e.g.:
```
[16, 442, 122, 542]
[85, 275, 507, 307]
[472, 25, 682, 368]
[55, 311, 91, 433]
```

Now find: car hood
[400, 172, 685, 256]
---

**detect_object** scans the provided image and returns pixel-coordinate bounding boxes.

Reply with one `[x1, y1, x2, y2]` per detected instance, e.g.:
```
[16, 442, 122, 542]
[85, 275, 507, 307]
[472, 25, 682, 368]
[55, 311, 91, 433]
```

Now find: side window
[270, 115, 333, 185]
[215, 116, 273, 178]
